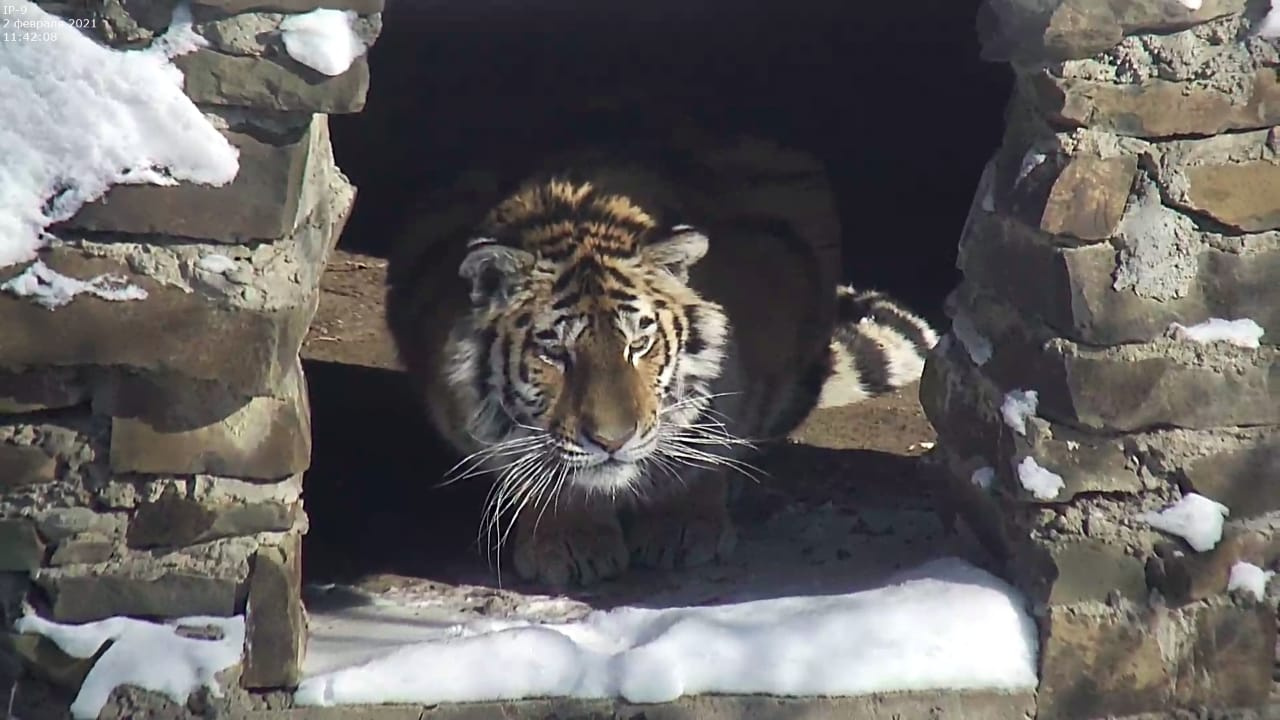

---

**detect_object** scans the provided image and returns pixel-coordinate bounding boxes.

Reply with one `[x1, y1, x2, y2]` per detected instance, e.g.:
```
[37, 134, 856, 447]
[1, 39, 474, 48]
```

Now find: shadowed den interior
[302, 0, 1014, 584]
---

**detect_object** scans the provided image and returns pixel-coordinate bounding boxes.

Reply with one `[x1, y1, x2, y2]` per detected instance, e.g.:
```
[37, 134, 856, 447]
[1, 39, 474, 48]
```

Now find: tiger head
[446, 179, 731, 495]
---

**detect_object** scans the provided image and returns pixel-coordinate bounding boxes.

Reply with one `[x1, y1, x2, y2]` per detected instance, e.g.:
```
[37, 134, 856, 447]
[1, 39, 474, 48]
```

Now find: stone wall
[0, 0, 379, 708]
[925, 1, 1280, 717]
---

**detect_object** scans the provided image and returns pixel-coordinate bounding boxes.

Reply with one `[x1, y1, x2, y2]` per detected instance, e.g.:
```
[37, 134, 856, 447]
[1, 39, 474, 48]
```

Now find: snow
[279, 9, 369, 76]
[14, 613, 244, 720]
[1227, 562, 1274, 600]
[295, 558, 1039, 707]
[1000, 390, 1039, 437]
[1142, 493, 1230, 552]
[196, 253, 238, 274]
[1014, 150, 1047, 186]
[1015, 456, 1063, 501]
[0, 1, 239, 269]
[1169, 318, 1265, 349]
[950, 313, 992, 366]
[1259, 0, 1280, 37]
[1179, 0, 1202, 9]
[1, 260, 147, 309]
[970, 466, 995, 491]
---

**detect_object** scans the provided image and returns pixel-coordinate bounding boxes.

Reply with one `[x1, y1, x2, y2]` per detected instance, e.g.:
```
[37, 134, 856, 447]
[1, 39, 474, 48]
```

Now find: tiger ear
[641, 225, 708, 282]
[458, 240, 535, 307]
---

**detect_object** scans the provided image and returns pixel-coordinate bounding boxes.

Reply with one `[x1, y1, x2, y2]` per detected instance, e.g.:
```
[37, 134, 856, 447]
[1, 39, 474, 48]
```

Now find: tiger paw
[626, 503, 738, 570]
[511, 510, 630, 587]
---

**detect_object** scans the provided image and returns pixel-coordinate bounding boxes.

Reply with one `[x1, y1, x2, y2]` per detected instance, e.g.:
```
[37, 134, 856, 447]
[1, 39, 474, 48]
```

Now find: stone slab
[176, 51, 370, 114]
[256, 691, 1038, 720]
[978, 0, 1245, 63]
[0, 164, 354, 398]
[34, 536, 258, 622]
[1028, 70, 1280, 138]
[126, 485, 298, 549]
[109, 359, 311, 479]
[191, 0, 383, 15]
[242, 537, 305, 688]
[952, 291, 1280, 433]
[958, 210, 1280, 346]
[0, 520, 45, 572]
[65, 113, 317, 242]
[0, 444, 57, 488]
[1038, 155, 1137, 241]
[1184, 161, 1280, 233]
[1037, 602, 1274, 719]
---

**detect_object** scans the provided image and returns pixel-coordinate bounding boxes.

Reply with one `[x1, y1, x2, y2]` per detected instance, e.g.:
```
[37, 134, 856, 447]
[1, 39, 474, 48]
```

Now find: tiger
[385, 141, 938, 587]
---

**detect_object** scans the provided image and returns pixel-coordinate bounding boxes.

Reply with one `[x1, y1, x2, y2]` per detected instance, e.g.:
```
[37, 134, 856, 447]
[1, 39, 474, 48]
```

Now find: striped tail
[816, 285, 939, 408]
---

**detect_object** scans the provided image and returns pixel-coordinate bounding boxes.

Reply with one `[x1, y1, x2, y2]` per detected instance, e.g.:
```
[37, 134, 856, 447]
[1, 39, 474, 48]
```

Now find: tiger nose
[582, 420, 637, 454]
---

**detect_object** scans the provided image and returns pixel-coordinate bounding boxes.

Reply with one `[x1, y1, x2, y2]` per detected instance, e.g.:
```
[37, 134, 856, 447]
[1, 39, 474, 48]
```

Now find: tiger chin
[386, 173, 938, 588]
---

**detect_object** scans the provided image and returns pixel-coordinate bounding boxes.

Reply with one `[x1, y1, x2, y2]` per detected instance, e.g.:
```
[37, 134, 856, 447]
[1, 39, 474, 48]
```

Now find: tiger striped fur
[386, 163, 936, 588]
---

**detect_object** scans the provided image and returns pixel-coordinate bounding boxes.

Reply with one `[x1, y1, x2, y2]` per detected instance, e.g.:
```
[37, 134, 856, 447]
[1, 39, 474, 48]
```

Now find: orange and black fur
[387, 153, 936, 587]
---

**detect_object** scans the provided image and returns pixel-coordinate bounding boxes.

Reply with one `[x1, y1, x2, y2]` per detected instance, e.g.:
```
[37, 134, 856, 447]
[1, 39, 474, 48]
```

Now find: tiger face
[445, 185, 731, 496]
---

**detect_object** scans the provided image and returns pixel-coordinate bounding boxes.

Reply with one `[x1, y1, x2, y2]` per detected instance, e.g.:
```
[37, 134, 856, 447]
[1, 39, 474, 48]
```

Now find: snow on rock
[196, 253, 238, 274]
[1000, 390, 1039, 437]
[950, 312, 992, 366]
[1142, 493, 1230, 552]
[0, 1, 239, 269]
[1169, 318, 1265, 349]
[1015, 456, 1063, 501]
[295, 558, 1039, 707]
[279, 9, 369, 76]
[1014, 150, 1047, 186]
[1227, 562, 1274, 600]
[970, 466, 995, 491]
[1259, 0, 1280, 37]
[14, 613, 244, 720]
[1, 260, 147, 309]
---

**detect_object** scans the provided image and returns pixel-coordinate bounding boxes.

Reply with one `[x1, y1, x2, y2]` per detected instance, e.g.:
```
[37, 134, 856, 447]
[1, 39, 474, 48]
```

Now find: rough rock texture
[0, 5, 378, 716]
[926, 1, 1280, 716]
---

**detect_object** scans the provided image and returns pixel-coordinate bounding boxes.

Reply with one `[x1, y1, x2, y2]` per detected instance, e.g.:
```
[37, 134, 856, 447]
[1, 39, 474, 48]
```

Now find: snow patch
[1169, 318, 1265, 349]
[0, 1, 239, 268]
[1227, 562, 1274, 600]
[1014, 150, 1047, 186]
[14, 613, 244, 720]
[279, 8, 369, 76]
[1178, 0, 1202, 9]
[970, 466, 995, 491]
[1, 260, 147, 309]
[1143, 493, 1230, 552]
[295, 558, 1039, 707]
[1000, 390, 1039, 437]
[1259, 0, 1280, 37]
[196, 253, 238, 274]
[1015, 456, 1063, 501]
[950, 313, 992, 366]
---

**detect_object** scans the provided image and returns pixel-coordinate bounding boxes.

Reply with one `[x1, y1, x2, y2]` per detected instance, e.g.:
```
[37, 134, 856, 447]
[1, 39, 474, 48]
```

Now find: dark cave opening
[301, 0, 1013, 585]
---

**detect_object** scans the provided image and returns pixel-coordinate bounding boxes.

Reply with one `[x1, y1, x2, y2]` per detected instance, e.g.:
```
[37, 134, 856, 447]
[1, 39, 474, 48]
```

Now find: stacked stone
[923, 1, 1280, 718]
[0, 0, 379, 704]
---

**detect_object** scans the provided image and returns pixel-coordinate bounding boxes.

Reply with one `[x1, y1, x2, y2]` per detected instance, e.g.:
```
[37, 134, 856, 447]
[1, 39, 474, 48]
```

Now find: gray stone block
[0, 520, 45, 572]
[1027, 69, 1280, 138]
[108, 359, 311, 479]
[242, 538, 305, 688]
[65, 113, 319, 242]
[978, 0, 1244, 64]
[176, 50, 370, 113]
[34, 536, 257, 622]
[958, 212, 1280, 346]
[0, 164, 354, 398]
[192, 0, 383, 15]
[126, 485, 298, 549]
